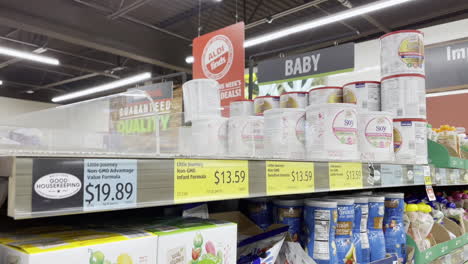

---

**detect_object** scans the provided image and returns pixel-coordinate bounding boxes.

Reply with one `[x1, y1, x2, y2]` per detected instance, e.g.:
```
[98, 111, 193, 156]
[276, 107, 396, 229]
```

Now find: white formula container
[381, 74, 426, 118]
[393, 118, 428, 164]
[306, 103, 360, 161]
[182, 79, 221, 122]
[191, 118, 228, 157]
[380, 30, 425, 78]
[264, 108, 305, 159]
[254, 96, 280, 116]
[343, 81, 381, 111]
[230, 100, 254, 117]
[280, 92, 308, 108]
[308, 86, 343, 105]
[228, 116, 264, 157]
[359, 111, 394, 162]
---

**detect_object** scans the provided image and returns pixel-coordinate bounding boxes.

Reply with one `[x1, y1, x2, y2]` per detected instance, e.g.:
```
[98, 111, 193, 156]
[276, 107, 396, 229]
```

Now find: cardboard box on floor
[407, 217, 467, 264]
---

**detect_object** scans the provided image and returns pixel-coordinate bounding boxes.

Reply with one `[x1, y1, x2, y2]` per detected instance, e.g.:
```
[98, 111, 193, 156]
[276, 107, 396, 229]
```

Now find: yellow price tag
[174, 159, 249, 203]
[266, 161, 314, 195]
[424, 176, 432, 186]
[329, 162, 363, 190]
[423, 166, 432, 185]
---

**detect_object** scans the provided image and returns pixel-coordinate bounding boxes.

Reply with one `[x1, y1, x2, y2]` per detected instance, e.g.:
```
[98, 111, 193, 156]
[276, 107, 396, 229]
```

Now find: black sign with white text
[426, 39, 468, 90]
[257, 43, 355, 84]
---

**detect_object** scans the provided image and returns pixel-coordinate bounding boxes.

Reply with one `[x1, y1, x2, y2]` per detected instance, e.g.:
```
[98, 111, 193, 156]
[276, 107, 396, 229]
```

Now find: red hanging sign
[193, 22, 245, 116]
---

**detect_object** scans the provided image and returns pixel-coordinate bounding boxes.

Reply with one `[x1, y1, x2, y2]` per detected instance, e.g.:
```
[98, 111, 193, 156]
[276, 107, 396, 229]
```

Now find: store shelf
[0, 156, 453, 219]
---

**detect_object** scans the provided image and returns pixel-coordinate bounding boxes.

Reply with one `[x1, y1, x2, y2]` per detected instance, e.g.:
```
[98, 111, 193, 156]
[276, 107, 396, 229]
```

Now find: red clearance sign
[193, 22, 245, 116]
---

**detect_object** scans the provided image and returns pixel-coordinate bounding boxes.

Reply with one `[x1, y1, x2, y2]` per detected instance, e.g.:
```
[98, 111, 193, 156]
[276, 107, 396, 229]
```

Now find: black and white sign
[426, 39, 468, 90]
[32, 159, 84, 212]
[83, 159, 137, 211]
[257, 43, 355, 84]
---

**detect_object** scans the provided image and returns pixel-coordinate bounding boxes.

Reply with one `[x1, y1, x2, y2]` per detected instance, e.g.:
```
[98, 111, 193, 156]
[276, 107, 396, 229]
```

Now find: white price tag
[83, 159, 137, 211]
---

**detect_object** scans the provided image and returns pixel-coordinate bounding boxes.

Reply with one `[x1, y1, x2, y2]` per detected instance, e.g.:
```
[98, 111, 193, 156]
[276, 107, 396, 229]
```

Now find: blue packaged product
[383, 193, 406, 263]
[326, 198, 355, 264]
[304, 199, 338, 264]
[246, 197, 272, 230]
[367, 196, 386, 262]
[348, 196, 370, 264]
[273, 199, 304, 243]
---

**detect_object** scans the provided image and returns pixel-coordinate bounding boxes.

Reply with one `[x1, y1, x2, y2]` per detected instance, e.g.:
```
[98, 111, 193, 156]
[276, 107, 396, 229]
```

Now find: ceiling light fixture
[0, 46, 59, 65]
[426, 89, 468, 98]
[244, 0, 415, 48]
[185, 56, 194, 64]
[51, 72, 152, 103]
[25, 90, 34, 94]
[0, 80, 3, 85]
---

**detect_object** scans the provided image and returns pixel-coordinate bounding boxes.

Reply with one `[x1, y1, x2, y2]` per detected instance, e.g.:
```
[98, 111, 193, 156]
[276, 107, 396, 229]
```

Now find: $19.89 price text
[85, 183, 134, 204]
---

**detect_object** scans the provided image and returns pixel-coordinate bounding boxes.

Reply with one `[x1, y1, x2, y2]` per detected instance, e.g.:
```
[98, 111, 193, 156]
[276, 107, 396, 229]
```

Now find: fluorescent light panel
[0, 80, 3, 85]
[52, 72, 152, 102]
[244, 0, 415, 48]
[0, 46, 59, 65]
[426, 89, 468, 98]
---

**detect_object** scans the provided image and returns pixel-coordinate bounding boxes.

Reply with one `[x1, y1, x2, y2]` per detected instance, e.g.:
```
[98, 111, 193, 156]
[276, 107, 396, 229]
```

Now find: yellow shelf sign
[174, 159, 249, 203]
[266, 161, 315, 195]
[329, 162, 363, 190]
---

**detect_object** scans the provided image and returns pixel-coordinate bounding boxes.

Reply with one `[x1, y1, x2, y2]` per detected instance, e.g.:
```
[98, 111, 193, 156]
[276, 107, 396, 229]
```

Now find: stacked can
[383, 193, 406, 263]
[304, 200, 338, 264]
[367, 196, 386, 262]
[273, 199, 304, 244]
[246, 197, 272, 230]
[326, 198, 355, 264]
[348, 196, 370, 264]
[380, 30, 428, 164]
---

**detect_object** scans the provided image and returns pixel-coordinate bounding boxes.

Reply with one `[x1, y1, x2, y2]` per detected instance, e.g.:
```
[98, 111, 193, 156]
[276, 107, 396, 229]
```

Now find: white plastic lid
[305, 199, 337, 208]
[368, 196, 385, 202]
[384, 193, 404, 199]
[325, 198, 354, 205]
[273, 199, 304, 207]
[264, 108, 305, 115]
[344, 196, 368, 203]
[306, 103, 357, 112]
[359, 111, 393, 118]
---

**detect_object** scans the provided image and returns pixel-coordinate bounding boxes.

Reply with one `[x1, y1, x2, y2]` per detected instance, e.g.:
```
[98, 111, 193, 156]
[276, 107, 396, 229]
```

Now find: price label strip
[329, 162, 363, 191]
[266, 161, 314, 195]
[83, 159, 137, 211]
[174, 159, 249, 203]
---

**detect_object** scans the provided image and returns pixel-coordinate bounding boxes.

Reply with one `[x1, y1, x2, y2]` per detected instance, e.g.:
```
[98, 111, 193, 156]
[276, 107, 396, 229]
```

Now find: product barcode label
[362, 101, 368, 109]
[397, 109, 403, 116]
[409, 141, 415, 150]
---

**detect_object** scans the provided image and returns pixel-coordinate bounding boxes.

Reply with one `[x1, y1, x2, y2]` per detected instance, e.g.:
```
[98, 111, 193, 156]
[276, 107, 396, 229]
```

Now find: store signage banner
[110, 81, 173, 134]
[257, 43, 355, 84]
[426, 39, 468, 90]
[193, 22, 245, 115]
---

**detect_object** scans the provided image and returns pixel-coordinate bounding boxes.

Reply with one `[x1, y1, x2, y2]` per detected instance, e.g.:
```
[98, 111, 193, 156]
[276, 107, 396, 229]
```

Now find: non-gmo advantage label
[174, 159, 249, 203]
[83, 159, 137, 211]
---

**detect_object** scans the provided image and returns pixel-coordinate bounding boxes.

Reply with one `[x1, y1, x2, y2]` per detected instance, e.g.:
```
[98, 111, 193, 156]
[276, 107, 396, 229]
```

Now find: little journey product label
[83, 159, 137, 211]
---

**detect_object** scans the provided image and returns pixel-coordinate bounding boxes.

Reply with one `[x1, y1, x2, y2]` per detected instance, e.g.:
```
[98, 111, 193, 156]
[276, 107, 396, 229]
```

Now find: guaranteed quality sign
[257, 43, 355, 84]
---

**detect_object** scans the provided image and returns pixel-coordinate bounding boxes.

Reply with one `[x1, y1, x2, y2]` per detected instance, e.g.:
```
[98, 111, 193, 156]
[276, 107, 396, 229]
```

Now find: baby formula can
[304, 199, 338, 264]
